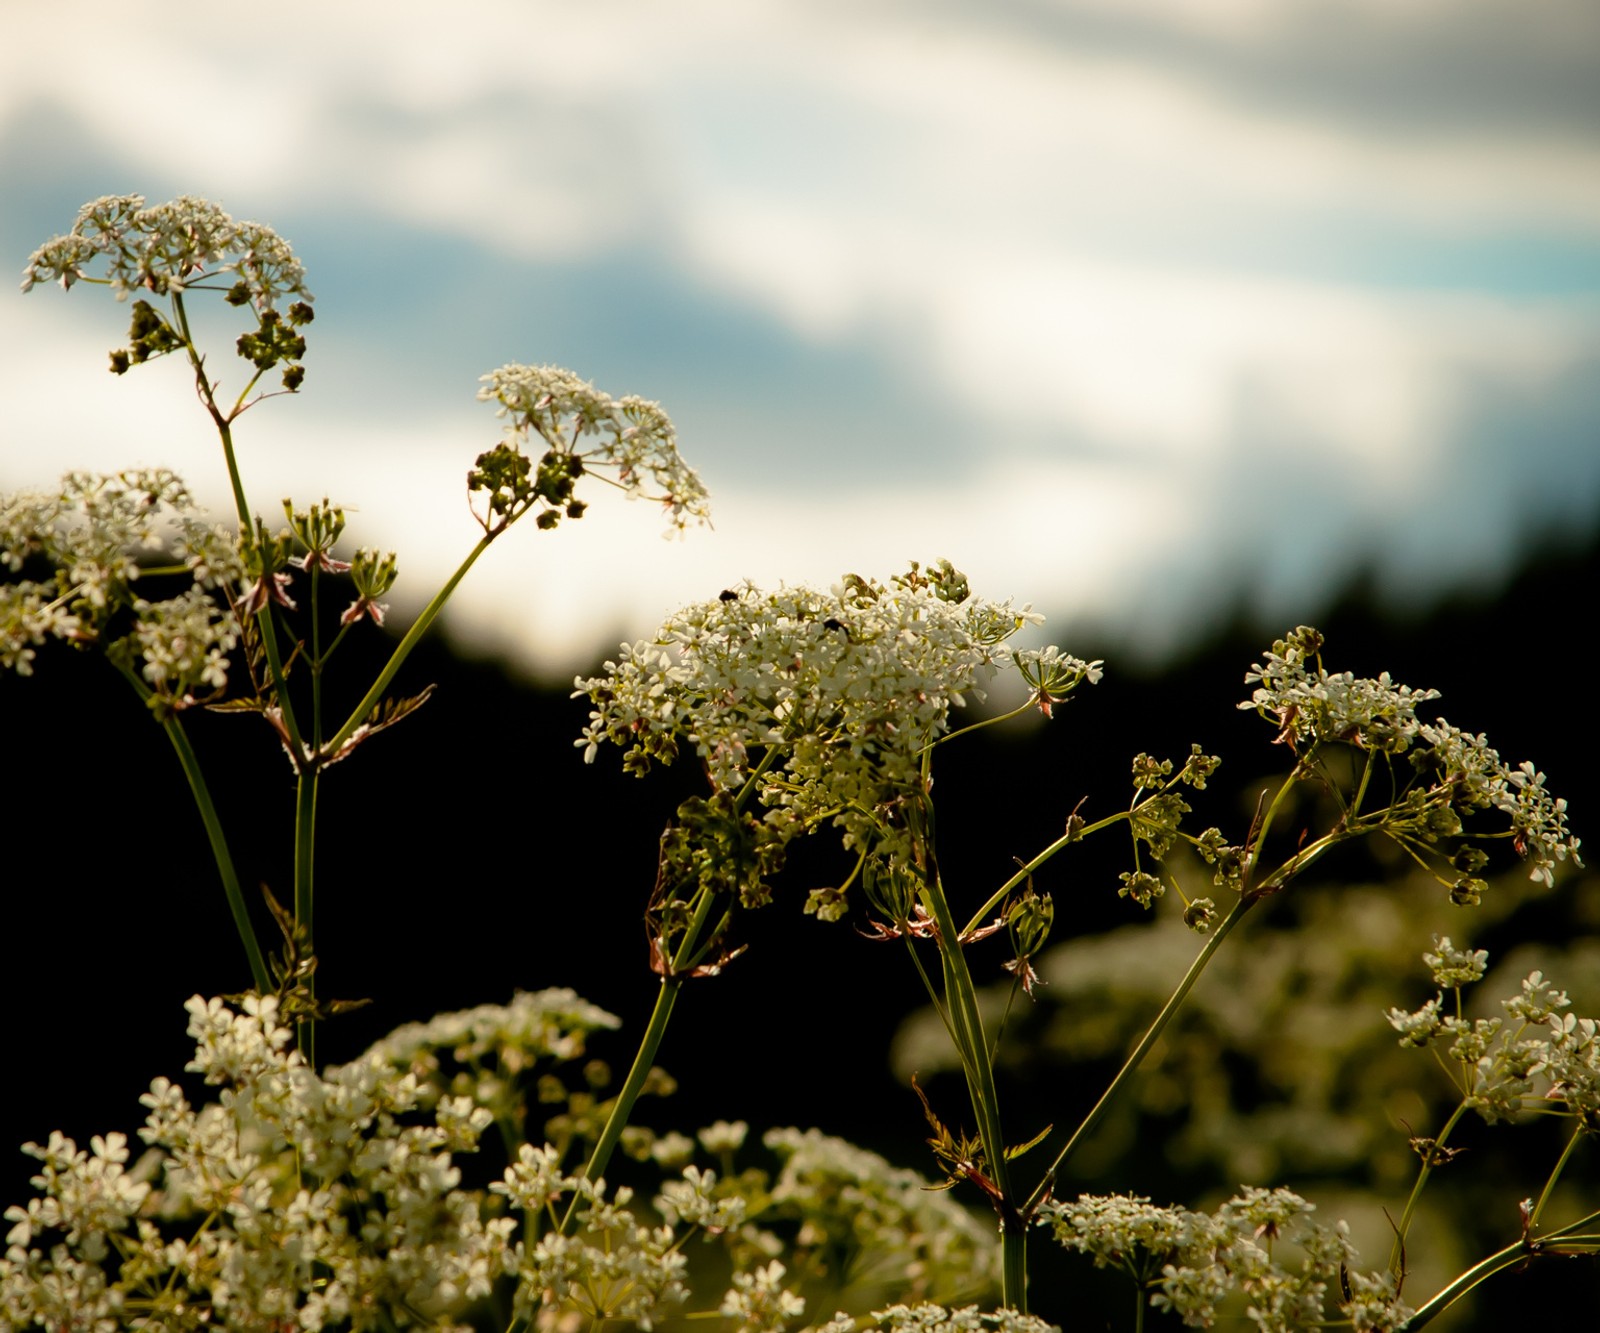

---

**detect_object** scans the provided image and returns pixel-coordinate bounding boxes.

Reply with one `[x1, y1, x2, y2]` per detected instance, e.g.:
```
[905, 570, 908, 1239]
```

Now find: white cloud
[4, 0, 1598, 672]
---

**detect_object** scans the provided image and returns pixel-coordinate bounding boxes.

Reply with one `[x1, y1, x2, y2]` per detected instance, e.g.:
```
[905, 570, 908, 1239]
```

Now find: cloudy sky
[3, 0, 1598, 676]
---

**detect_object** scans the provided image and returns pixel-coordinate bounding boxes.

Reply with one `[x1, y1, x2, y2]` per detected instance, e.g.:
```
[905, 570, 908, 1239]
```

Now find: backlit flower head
[474, 364, 710, 534]
[22, 194, 311, 309]
[576, 567, 1093, 911]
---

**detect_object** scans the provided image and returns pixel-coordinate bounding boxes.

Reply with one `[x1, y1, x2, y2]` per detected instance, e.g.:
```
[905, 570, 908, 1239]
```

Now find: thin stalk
[560, 888, 720, 1235]
[151, 688, 272, 992]
[1529, 1123, 1585, 1228]
[927, 698, 1038, 752]
[311, 564, 324, 746]
[961, 808, 1134, 938]
[989, 974, 1024, 1065]
[1023, 894, 1256, 1215]
[1387, 1100, 1469, 1274]
[919, 871, 1026, 1308]
[1248, 759, 1313, 870]
[114, 661, 270, 990]
[326, 533, 494, 756]
[172, 295, 306, 757]
[1400, 1231, 1600, 1329]
[902, 936, 966, 1068]
[293, 770, 319, 1061]
[1348, 748, 1377, 819]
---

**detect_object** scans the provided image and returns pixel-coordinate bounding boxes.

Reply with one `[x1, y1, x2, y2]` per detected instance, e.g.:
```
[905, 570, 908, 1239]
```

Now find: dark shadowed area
[4, 518, 1596, 1328]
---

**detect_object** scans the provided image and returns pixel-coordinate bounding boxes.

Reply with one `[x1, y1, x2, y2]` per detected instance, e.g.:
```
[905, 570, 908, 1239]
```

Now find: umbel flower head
[1241, 626, 1581, 891]
[575, 563, 1099, 913]
[472, 364, 710, 536]
[1, 470, 241, 709]
[22, 194, 315, 392]
[21, 194, 311, 308]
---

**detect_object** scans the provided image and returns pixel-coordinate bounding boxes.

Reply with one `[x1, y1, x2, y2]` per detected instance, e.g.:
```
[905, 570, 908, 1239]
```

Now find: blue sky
[3, 0, 1598, 676]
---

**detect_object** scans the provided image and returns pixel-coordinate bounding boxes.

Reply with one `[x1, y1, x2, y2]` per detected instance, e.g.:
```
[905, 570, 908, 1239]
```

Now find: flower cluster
[361, 988, 629, 1149]
[818, 1303, 1055, 1333]
[1038, 1187, 1411, 1332]
[22, 194, 311, 311]
[4, 992, 999, 1332]
[2, 995, 507, 1331]
[472, 363, 710, 534]
[1240, 627, 1440, 754]
[1413, 723, 1581, 887]
[1385, 945, 1598, 1125]
[1240, 626, 1581, 890]
[1, 471, 241, 707]
[575, 566, 1096, 917]
[23, 195, 315, 392]
[761, 1127, 997, 1305]
[491, 1154, 695, 1330]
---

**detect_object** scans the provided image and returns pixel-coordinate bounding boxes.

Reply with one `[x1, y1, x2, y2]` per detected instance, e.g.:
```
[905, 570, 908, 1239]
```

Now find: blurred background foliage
[3, 522, 1595, 1329]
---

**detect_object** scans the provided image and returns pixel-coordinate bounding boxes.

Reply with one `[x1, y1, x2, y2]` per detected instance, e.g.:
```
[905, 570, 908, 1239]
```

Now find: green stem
[172, 292, 251, 534]
[902, 936, 964, 1064]
[311, 564, 324, 747]
[1529, 1122, 1586, 1229]
[293, 769, 318, 1060]
[1349, 748, 1377, 818]
[173, 293, 307, 758]
[1388, 1100, 1470, 1275]
[560, 888, 720, 1235]
[326, 534, 494, 757]
[116, 662, 270, 991]
[961, 808, 1133, 938]
[919, 870, 1026, 1309]
[165, 710, 273, 992]
[928, 698, 1038, 752]
[1401, 1225, 1600, 1329]
[1248, 758, 1313, 869]
[1023, 894, 1256, 1214]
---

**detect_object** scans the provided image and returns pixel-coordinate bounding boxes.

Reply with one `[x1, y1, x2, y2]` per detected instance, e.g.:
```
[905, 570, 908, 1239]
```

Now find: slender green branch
[926, 698, 1038, 753]
[1023, 894, 1256, 1214]
[989, 973, 1024, 1065]
[326, 533, 494, 756]
[561, 887, 720, 1235]
[116, 662, 270, 991]
[918, 869, 1025, 1308]
[311, 564, 325, 747]
[1247, 757, 1314, 873]
[1401, 1225, 1600, 1330]
[1388, 1100, 1469, 1275]
[566, 978, 683, 1227]
[1349, 748, 1377, 818]
[1530, 1123, 1586, 1229]
[293, 770, 319, 1059]
[902, 936, 965, 1066]
[173, 292, 307, 756]
[961, 808, 1133, 938]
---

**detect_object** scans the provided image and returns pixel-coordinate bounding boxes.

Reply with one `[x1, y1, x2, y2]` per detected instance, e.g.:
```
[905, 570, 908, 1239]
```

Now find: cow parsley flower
[1241, 627, 1440, 753]
[1240, 628, 1581, 892]
[576, 567, 1093, 915]
[473, 363, 710, 534]
[1, 471, 244, 703]
[721, 1260, 806, 1332]
[1423, 936, 1490, 988]
[869, 1304, 1057, 1333]
[1039, 1188, 1409, 1332]
[22, 194, 311, 309]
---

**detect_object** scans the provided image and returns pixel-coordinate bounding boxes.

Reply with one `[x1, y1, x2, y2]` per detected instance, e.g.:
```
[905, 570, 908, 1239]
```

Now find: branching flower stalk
[576, 564, 1103, 1309]
[14, 196, 709, 1057]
